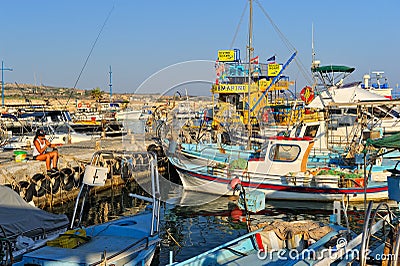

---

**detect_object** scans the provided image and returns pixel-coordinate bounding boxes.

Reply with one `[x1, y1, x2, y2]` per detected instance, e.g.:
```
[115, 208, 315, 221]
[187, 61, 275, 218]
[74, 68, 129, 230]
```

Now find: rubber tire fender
[60, 168, 74, 191]
[51, 173, 61, 194]
[31, 173, 46, 197]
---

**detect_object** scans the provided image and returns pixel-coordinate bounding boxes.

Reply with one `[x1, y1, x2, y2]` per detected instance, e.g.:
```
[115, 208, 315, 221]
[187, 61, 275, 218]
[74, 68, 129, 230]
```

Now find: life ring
[262, 111, 269, 122]
[30, 173, 46, 197]
[86, 103, 91, 108]
[60, 168, 75, 191]
[78, 103, 83, 108]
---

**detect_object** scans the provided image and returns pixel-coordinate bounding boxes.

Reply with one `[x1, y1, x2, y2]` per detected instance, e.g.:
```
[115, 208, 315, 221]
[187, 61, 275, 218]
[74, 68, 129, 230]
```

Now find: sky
[1, 0, 400, 96]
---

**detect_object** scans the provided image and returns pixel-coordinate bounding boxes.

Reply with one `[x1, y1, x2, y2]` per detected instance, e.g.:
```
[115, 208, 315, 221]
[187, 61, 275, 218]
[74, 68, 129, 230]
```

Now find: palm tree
[90, 87, 103, 102]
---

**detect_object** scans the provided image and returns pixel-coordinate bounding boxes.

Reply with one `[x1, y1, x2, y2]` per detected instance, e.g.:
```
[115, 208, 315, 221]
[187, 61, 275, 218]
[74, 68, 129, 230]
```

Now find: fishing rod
[65, 5, 114, 107]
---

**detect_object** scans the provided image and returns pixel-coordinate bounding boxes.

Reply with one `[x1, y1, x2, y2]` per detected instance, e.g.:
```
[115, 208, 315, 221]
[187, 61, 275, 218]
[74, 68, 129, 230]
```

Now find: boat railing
[90, 236, 161, 266]
[70, 151, 160, 236]
[209, 167, 343, 187]
[0, 237, 13, 265]
[2, 227, 47, 242]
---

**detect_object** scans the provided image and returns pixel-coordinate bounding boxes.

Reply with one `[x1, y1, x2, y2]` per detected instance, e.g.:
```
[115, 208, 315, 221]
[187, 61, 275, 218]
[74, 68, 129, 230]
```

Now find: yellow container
[47, 229, 90, 248]
[14, 150, 27, 162]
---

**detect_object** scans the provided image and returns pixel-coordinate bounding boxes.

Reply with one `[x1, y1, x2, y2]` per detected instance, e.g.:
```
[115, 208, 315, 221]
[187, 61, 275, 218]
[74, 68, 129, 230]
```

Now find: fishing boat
[0, 185, 69, 265]
[169, 220, 349, 265]
[166, 135, 388, 202]
[14, 151, 161, 266]
[169, 199, 400, 265]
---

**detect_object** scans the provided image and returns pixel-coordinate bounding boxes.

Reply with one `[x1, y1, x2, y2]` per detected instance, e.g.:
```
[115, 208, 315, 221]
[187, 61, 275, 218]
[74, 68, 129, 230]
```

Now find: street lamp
[1, 60, 13, 107]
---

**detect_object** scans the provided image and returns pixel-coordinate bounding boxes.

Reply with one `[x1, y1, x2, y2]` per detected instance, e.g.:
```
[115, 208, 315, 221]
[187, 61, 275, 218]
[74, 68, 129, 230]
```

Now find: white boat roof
[308, 83, 387, 109]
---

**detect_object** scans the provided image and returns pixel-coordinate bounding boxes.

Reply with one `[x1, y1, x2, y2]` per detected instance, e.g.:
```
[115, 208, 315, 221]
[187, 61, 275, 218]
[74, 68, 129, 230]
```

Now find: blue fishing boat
[169, 219, 351, 265]
[14, 151, 161, 266]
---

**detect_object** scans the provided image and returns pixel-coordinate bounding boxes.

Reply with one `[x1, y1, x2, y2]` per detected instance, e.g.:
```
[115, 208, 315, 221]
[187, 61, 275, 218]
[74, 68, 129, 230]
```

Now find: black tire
[31, 173, 46, 197]
[60, 168, 74, 191]
[51, 173, 61, 194]
[17, 181, 30, 198]
[25, 183, 35, 202]
[41, 178, 51, 195]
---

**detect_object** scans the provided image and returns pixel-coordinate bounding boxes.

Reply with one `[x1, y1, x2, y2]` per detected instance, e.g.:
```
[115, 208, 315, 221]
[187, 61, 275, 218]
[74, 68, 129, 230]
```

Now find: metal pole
[1, 60, 13, 108]
[109, 65, 112, 102]
[247, 0, 253, 150]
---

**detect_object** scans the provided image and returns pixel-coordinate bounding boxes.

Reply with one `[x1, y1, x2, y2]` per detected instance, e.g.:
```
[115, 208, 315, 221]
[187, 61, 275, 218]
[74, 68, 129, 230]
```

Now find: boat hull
[174, 165, 388, 202]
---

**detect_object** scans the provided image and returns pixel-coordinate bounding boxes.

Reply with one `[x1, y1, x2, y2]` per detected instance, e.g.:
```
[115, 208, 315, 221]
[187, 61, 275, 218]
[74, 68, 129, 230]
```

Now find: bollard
[95, 140, 101, 150]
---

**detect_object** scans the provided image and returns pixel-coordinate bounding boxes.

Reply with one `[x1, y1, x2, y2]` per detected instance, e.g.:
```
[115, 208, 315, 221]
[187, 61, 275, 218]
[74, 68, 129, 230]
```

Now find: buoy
[230, 177, 242, 191]
[230, 208, 243, 221]
[78, 103, 83, 108]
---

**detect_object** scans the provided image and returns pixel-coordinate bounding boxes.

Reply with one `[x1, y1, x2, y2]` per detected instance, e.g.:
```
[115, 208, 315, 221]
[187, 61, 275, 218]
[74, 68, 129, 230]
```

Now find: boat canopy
[312, 65, 355, 73]
[366, 132, 400, 150]
[0, 186, 69, 238]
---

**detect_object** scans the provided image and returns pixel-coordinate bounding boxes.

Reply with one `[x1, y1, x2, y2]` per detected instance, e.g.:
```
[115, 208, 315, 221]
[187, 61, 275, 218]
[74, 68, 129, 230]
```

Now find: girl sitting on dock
[33, 129, 61, 174]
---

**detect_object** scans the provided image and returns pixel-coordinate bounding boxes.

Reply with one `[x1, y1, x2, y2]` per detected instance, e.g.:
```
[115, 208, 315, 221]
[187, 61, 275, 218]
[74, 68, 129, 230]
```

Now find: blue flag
[267, 55, 276, 62]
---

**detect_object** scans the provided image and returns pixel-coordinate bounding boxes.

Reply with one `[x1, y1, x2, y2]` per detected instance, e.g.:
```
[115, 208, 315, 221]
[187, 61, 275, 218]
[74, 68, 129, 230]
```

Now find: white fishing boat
[2, 123, 94, 150]
[166, 135, 388, 202]
[115, 109, 143, 121]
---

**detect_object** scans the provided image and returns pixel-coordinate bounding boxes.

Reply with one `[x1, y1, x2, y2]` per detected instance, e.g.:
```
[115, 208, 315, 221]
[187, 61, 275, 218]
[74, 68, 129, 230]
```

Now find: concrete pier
[0, 136, 157, 208]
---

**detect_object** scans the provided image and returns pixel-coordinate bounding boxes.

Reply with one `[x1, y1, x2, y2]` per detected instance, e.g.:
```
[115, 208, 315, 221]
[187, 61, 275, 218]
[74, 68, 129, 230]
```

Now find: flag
[250, 56, 259, 64]
[267, 55, 276, 62]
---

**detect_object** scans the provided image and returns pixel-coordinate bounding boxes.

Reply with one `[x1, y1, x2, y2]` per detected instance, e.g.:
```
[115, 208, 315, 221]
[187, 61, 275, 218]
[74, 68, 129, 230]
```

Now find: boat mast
[109, 65, 112, 102]
[247, 0, 253, 150]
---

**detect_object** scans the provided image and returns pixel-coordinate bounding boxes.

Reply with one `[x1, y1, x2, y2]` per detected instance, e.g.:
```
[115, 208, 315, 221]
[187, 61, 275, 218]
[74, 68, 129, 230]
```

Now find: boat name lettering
[213, 84, 248, 93]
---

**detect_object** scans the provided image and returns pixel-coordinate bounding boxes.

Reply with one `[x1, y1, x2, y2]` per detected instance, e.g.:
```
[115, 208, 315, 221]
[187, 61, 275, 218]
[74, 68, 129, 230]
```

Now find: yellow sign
[259, 79, 271, 91]
[218, 50, 235, 62]
[212, 84, 248, 94]
[267, 63, 281, 77]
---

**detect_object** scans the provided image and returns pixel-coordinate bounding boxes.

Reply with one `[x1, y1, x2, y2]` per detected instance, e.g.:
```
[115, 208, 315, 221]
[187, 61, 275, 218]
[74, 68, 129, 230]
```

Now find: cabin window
[304, 125, 319, 138]
[268, 144, 301, 162]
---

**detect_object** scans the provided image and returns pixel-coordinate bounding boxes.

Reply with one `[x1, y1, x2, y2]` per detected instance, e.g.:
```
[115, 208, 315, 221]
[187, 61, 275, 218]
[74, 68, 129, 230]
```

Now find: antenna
[65, 6, 114, 107]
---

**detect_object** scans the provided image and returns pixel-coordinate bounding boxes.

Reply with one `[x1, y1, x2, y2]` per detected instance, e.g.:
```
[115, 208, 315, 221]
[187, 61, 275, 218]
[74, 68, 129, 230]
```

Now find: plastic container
[387, 175, 400, 202]
[14, 150, 27, 162]
[82, 165, 109, 186]
[237, 190, 265, 213]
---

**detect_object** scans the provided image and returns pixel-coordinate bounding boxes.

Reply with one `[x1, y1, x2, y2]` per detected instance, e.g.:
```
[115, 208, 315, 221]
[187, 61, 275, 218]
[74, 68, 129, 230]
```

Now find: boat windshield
[269, 144, 300, 162]
[53, 124, 76, 134]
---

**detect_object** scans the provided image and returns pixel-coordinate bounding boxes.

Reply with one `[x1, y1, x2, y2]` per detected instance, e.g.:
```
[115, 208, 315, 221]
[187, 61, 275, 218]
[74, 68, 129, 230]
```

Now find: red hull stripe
[178, 167, 387, 194]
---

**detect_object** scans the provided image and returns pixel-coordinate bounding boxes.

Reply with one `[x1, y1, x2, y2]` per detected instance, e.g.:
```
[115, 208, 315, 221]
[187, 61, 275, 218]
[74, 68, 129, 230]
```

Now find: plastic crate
[238, 190, 265, 213]
[388, 175, 400, 202]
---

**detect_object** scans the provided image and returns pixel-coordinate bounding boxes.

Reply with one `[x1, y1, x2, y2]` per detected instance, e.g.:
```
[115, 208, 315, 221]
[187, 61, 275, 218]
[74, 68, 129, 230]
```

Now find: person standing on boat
[33, 129, 61, 174]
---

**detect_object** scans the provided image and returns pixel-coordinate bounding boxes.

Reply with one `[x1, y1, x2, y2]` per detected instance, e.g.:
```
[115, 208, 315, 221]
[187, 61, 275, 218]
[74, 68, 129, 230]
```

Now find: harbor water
[45, 168, 386, 266]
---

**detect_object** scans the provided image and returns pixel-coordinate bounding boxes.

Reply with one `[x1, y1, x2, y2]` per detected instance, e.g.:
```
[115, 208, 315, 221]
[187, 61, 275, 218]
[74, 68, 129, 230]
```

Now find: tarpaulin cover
[0, 186, 69, 238]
